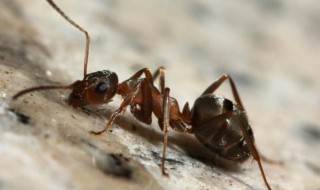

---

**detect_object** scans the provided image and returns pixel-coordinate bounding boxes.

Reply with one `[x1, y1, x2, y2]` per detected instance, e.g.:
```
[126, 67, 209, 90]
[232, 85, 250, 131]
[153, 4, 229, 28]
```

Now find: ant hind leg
[202, 74, 245, 110]
[152, 66, 170, 176]
[233, 116, 272, 190]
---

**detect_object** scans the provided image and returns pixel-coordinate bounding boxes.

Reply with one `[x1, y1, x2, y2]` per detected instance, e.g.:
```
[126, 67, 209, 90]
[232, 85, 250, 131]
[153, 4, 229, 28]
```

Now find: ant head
[68, 70, 118, 107]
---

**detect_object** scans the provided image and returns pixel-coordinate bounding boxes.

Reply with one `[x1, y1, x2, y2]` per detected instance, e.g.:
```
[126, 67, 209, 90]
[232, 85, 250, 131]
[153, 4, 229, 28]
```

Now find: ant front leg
[129, 80, 153, 125]
[128, 68, 154, 84]
[90, 95, 133, 135]
[91, 68, 154, 135]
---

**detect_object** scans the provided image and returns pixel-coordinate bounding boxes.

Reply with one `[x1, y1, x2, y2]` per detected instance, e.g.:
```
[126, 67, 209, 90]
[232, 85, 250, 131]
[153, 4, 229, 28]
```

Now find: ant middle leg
[90, 94, 133, 135]
[161, 87, 170, 176]
[152, 66, 170, 175]
[152, 66, 166, 93]
[128, 68, 154, 84]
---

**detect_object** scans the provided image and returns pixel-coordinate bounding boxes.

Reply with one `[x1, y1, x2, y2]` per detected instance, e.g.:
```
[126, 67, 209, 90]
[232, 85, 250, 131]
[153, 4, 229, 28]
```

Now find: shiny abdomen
[191, 94, 254, 161]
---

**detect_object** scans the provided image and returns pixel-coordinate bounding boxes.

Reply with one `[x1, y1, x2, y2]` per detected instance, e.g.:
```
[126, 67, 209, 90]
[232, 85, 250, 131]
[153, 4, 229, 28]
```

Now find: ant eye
[96, 82, 109, 93]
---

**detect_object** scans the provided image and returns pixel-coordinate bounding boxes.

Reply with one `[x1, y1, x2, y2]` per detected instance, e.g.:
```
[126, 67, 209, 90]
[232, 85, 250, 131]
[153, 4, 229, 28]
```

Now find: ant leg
[90, 91, 135, 135]
[161, 87, 170, 176]
[91, 77, 154, 135]
[152, 66, 170, 175]
[198, 110, 272, 189]
[234, 116, 272, 190]
[153, 66, 193, 124]
[130, 81, 153, 124]
[152, 66, 166, 93]
[202, 74, 244, 110]
[203, 75, 271, 189]
[92, 69, 155, 135]
[128, 68, 154, 84]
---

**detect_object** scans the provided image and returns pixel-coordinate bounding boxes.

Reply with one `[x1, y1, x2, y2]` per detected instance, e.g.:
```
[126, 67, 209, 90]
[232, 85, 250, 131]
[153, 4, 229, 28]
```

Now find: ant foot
[89, 130, 105, 136]
[162, 172, 169, 177]
[161, 170, 170, 177]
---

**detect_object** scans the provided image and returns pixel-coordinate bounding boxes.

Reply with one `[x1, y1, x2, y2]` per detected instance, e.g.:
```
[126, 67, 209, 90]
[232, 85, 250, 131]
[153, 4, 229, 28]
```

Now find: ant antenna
[12, 0, 91, 101]
[46, 0, 90, 77]
[12, 85, 73, 100]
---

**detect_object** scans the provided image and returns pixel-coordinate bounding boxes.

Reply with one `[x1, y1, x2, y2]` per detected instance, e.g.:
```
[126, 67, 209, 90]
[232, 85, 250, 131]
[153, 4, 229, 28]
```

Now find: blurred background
[0, 0, 319, 189]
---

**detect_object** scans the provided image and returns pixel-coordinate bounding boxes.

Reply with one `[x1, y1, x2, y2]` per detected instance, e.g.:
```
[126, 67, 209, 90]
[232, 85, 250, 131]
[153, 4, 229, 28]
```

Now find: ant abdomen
[191, 94, 254, 161]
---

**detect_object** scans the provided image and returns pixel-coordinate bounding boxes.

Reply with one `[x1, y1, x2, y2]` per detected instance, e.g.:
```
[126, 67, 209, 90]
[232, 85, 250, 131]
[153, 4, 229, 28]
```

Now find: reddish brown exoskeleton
[13, 0, 272, 189]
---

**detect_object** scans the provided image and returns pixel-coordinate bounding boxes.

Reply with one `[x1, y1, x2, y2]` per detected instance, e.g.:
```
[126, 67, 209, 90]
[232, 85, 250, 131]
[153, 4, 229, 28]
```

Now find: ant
[13, 0, 272, 189]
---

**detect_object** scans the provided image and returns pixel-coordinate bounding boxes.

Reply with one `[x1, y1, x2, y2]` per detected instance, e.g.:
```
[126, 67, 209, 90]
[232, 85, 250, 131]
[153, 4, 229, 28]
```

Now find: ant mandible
[13, 0, 272, 189]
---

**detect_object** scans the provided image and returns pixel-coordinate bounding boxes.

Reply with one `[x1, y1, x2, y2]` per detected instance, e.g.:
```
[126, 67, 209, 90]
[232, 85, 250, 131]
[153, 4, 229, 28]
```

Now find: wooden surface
[0, 0, 320, 189]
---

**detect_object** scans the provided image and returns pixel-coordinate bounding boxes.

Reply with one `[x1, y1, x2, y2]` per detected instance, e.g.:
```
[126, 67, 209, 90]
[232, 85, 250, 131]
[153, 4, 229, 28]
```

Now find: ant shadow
[86, 105, 255, 189]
